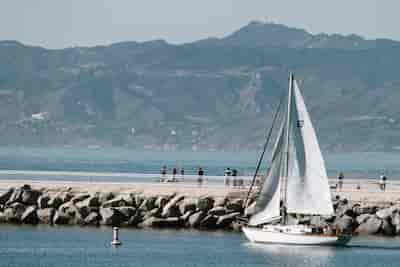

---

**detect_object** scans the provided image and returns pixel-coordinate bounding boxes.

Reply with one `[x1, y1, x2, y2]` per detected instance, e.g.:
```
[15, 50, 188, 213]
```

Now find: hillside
[0, 21, 400, 152]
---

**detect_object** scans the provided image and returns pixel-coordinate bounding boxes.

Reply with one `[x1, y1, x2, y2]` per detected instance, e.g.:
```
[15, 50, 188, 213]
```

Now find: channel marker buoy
[111, 227, 122, 246]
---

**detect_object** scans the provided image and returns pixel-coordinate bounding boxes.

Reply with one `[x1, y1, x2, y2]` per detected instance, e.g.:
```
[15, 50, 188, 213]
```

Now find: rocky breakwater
[2, 185, 400, 237]
[0, 185, 245, 231]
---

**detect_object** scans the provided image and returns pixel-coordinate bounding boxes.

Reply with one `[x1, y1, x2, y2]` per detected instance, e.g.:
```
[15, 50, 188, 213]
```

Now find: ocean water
[1, 225, 400, 267]
[2, 148, 400, 267]
[0, 147, 399, 182]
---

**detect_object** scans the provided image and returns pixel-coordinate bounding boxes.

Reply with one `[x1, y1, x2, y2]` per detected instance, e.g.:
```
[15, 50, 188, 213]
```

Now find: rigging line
[243, 92, 285, 209]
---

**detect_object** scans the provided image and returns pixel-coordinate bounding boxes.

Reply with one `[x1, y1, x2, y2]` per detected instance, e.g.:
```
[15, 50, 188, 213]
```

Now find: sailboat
[242, 73, 351, 246]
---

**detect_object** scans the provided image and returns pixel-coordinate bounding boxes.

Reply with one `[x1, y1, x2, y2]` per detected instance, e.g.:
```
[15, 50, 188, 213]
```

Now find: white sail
[285, 80, 334, 216]
[249, 125, 284, 226]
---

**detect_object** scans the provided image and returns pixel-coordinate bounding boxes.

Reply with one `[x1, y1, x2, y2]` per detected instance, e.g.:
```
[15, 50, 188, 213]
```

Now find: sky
[0, 0, 397, 49]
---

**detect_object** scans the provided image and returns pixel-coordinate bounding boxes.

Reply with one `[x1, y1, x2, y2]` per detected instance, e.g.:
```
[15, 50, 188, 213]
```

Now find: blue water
[1, 225, 400, 267]
[0, 147, 399, 181]
[2, 148, 400, 266]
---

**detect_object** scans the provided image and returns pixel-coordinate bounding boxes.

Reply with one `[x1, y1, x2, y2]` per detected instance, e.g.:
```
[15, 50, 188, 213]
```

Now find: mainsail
[249, 74, 333, 226]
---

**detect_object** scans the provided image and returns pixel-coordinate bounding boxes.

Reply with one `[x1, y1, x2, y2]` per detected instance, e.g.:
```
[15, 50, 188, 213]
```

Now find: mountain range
[0, 21, 400, 152]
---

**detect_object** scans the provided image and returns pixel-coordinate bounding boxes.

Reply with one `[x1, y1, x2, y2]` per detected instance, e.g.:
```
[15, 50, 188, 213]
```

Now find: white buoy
[111, 227, 122, 246]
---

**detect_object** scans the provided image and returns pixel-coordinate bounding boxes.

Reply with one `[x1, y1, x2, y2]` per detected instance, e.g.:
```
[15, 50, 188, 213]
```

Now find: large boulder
[376, 206, 399, 220]
[355, 216, 382, 235]
[121, 193, 136, 207]
[381, 219, 396, 236]
[99, 208, 124, 226]
[225, 199, 243, 213]
[71, 194, 90, 204]
[0, 212, 6, 223]
[155, 196, 170, 209]
[208, 206, 226, 216]
[21, 189, 41, 205]
[48, 192, 72, 209]
[6, 187, 24, 205]
[37, 208, 55, 224]
[134, 195, 145, 208]
[0, 188, 14, 204]
[48, 195, 63, 209]
[102, 196, 128, 208]
[139, 197, 157, 211]
[126, 211, 144, 226]
[143, 208, 161, 220]
[200, 215, 218, 229]
[21, 206, 39, 224]
[4, 202, 26, 223]
[37, 195, 51, 209]
[115, 207, 136, 221]
[97, 192, 115, 205]
[216, 212, 240, 228]
[180, 210, 194, 225]
[356, 214, 372, 225]
[197, 197, 214, 212]
[353, 204, 378, 216]
[162, 195, 184, 218]
[179, 199, 197, 215]
[334, 215, 354, 232]
[213, 197, 228, 207]
[188, 211, 206, 228]
[83, 212, 100, 226]
[57, 202, 84, 224]
[53, 211, 72, 225]
[391, 212, 400, 226]
[336, 204, 354, 218]
[75, 196, 100, 217]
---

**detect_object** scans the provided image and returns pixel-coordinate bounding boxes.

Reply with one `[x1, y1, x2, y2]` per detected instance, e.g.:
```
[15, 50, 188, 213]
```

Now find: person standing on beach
[180, 168, 184, 181]
[232, 169, 237, 187]
[172, 167, 177, 182]
[224, 167, 231, 187]
[197, 167, 204, 186]
[160, 165, 167, 182]
[380, 173, 387, 191]
[337, 172, 344, 191]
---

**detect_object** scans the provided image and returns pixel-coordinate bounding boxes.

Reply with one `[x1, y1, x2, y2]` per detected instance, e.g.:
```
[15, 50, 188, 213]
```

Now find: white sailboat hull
[242, 226, 351, 246]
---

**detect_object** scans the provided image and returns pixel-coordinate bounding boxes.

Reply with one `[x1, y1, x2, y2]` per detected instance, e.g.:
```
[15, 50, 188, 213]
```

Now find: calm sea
[1, 225, 400, 267]
[0, 147, 399, 181]
[1, 147, 400, 266]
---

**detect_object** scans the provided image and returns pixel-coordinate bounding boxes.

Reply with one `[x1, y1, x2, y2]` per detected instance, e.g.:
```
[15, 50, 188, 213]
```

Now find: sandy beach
[0, 177, 399, 204]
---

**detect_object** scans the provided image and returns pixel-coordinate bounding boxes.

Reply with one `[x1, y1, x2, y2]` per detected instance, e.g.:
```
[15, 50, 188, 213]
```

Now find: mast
[282, 73, 293, 225]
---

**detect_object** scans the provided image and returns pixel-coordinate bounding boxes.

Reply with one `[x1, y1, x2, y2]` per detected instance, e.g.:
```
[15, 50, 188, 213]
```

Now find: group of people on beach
[159, 166, 205, 185]
[336, 172, 388, 191]
[224, 167, 244, 188]
[159, 166, 185, 182]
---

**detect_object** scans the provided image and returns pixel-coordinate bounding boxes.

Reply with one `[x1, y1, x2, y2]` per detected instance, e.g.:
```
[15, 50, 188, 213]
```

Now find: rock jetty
[1, 184, 400, 236]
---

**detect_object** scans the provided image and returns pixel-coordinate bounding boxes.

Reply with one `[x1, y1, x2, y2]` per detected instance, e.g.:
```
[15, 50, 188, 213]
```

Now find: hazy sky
[0, 0, 396, 48]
